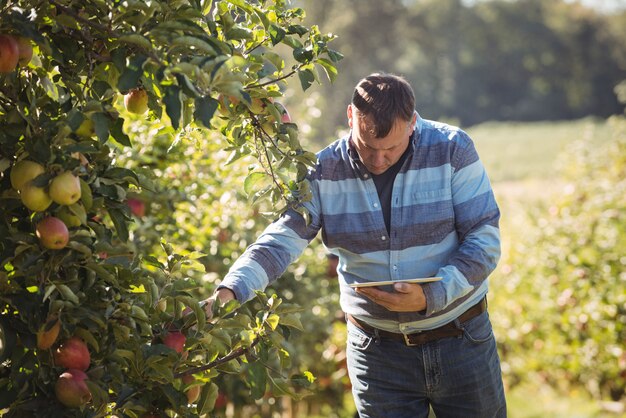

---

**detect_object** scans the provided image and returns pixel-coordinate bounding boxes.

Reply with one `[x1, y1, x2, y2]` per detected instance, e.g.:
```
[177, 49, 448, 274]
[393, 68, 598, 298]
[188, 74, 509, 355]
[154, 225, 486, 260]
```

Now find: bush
[494, 116, 626, 401]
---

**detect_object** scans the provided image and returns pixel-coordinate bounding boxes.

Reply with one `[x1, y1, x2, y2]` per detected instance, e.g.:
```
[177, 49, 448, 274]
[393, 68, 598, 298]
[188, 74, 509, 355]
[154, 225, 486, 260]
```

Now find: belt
[346, 297, 487, 347]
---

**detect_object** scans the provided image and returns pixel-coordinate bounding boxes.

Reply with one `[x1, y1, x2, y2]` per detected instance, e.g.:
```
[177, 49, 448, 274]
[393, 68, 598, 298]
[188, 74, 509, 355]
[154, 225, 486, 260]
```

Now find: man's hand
[355, 282, 427, 312]
[200, 288, 236, 320]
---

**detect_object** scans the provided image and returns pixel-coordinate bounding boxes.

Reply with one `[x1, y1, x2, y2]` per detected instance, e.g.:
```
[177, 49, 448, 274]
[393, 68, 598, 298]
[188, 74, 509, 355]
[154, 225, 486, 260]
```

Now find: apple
[56, 206, 82, 228]
[10, 160, 45, 190]
[162, 330, 186, 354]
[215, 392, 228, 409]
[127, 197, 146, 217]
[55, 369, 91, 408]
[36, 217, 70, 249]
[0, 34, 19, 73]
[20, 181, 52, 212]
[37, 316, 61, 350]
[75, 118, 94, 137]
[124, 88, 148, 114]
[182, 375, 201, 403]
[217, 94, 240, 116]
[260, 102, 291, 135]
[248, 97, 266, 114]
[54, 336, 90, 370]
[15, 36, 33, 67]
[49, 171, 81, 205]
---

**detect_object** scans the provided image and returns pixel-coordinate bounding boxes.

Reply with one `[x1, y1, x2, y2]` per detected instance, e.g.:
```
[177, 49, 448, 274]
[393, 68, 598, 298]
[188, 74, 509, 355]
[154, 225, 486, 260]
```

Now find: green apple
[0, 34, 19, 73]
[124, 88, 149, 114]
[56, 206, 82, 228]
[74, 118, 94, 138]
[36, 217, 70, 249]
[20, 181, 52, 212]
[49, 172, 81, 205]
[10, 160, 45, 190]
[248, 97, 267, 114]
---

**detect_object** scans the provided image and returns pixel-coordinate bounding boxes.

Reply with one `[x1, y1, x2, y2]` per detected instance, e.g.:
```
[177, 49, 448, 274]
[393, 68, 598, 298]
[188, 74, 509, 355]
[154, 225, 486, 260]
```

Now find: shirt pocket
[409, 188, 455, 242]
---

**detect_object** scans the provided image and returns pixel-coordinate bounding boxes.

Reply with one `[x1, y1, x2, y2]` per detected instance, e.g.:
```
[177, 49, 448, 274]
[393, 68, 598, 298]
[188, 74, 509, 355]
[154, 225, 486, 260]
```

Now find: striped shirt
[220, 115, 501, 333]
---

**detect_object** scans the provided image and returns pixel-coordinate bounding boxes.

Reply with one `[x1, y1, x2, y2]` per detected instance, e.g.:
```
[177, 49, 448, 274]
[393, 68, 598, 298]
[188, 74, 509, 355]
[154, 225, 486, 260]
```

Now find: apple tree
[0, 0, 341, 416]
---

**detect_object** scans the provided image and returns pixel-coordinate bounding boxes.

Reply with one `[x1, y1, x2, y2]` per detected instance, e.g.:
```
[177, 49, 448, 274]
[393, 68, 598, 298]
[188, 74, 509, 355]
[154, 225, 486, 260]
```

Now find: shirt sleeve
[423, 131, 501, 315]
[218, 179, 323, 303]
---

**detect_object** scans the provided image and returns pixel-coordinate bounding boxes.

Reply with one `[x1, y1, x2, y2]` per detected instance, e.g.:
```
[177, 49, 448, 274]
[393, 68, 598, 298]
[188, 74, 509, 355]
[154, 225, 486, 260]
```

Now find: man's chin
[368, 166, 388, 175]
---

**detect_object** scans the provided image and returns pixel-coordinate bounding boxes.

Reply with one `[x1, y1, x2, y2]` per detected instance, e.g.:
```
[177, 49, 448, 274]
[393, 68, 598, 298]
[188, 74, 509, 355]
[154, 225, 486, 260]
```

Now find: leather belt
[346, 297, 487, 347]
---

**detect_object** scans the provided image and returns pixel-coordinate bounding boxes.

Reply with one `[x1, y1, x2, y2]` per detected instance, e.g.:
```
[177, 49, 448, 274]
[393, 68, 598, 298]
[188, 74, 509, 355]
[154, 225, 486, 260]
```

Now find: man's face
[348, 104, 415, 175]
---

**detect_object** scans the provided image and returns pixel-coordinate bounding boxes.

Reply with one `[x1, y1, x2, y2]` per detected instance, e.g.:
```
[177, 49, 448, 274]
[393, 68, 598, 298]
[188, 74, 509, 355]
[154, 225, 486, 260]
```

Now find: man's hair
[351, 73, 415, 138]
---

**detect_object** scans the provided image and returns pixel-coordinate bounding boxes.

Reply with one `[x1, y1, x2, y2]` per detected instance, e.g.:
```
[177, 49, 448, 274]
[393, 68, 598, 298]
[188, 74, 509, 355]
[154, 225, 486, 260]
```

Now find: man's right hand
[201, 288, 236, 320]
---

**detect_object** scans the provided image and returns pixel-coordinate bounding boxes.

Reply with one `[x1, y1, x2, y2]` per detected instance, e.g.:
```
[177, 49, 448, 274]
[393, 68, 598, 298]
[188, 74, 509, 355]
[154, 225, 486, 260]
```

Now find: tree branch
[174, 337, 262, 378]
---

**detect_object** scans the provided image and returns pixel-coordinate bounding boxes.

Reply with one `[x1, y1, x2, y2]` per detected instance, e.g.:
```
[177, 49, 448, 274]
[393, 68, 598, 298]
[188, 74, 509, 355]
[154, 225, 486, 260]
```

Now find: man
[208, 73, 507, 417]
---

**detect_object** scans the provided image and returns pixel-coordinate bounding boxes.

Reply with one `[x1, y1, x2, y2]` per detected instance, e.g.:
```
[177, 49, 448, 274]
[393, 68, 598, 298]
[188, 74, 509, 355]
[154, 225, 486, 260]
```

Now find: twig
[173, 337, 262, 377]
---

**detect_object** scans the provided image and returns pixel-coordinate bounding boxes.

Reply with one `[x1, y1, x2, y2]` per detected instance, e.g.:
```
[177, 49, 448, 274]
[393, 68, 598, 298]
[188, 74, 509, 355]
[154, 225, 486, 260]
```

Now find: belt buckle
[403, 332, 421, 347]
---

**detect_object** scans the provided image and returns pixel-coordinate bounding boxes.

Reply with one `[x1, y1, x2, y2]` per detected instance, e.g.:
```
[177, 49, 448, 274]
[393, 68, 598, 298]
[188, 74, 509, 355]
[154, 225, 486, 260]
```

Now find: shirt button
[393, 265, 398, 270]
[381, 236, 386, 241]
[363, 174, 369, 179]
[373, 203, 379, 208]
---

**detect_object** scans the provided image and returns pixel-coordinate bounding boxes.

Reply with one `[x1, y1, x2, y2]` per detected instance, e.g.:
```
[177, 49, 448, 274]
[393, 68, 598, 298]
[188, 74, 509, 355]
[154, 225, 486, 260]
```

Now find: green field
[468, 117, 609, 183]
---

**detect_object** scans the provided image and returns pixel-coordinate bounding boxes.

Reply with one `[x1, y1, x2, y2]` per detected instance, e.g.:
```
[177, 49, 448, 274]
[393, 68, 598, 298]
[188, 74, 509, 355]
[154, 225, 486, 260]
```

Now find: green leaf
[317, 58, 339, 83]
[327, 49, 344, 63]
[110, 118, 132, 147]
[171, 36, 217, 56]
[225, 26, 254, 40]
[118, 34, 153, 50]
[279, 313, 304, 331]
[91, 112, 110, 143]
[298, 68, 316, 91]
[197, 382, 219, 415]
[244, 172, 268, 196]
[268, 24, 286, 45]
[194, 96, 218, 128]
[265, 313, 279, 330]
[248, 360, 268, 400]
[164, 85, 182, 130]
[55, 284, 79, 305]
[104, 167, 140, 186]
[117, 55, 147, 91]
[109, 208, 129, 241]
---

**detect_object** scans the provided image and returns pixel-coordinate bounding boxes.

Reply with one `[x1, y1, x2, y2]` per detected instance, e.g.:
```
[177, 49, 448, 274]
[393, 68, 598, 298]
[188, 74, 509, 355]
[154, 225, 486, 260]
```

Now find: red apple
[55, 369, 91, 408]
[127, 197, 146, 217]
[0, 34, 19, 73]
[37, 316, 61, 350]
[36, 217, 70, 250]
[182, 375, 201, 403]
[215, 392, 228, 409]
[124, 88, 148, 114]
[54, 337, 90, 371]
[15, 36, 33, 67]
[162, 330, 186, 354]
[49, 171, 81, 205]
[10, 160, 45, 191]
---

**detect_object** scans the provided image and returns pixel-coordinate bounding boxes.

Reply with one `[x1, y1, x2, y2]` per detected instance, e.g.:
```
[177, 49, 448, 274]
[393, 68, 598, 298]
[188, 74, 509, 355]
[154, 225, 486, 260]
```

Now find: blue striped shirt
[220, 115, 501, 333]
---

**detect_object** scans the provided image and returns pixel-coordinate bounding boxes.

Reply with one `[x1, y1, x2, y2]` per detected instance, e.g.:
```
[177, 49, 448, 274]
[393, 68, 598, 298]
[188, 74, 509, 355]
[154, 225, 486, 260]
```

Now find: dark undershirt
[371, 145, 410, 234]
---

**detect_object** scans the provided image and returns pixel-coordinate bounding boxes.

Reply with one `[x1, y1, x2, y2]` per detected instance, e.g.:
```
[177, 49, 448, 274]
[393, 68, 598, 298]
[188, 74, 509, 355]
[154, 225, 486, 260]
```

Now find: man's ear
[347, 104, 353, 128]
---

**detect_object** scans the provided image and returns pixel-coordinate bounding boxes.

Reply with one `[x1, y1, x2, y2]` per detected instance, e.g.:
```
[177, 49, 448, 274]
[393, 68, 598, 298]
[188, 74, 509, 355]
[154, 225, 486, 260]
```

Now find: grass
[466, 117, 610, 183]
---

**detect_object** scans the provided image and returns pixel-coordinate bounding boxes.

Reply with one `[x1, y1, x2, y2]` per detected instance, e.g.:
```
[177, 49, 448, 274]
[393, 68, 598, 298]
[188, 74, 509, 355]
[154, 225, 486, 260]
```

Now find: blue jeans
[346, 311, 507, 418]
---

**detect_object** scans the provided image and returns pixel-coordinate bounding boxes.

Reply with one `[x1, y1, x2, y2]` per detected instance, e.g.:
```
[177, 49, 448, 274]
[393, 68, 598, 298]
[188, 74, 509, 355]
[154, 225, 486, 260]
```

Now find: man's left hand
[355, 282, 427, 312]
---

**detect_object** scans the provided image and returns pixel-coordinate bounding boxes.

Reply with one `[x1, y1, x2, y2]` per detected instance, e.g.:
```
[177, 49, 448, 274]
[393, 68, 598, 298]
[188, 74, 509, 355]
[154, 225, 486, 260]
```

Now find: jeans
[346, 311, 507, 418]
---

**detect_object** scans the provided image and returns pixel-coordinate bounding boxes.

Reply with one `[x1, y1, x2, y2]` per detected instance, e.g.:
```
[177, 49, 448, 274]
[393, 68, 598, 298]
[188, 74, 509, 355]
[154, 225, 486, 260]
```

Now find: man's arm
[422, 131, 501, 315]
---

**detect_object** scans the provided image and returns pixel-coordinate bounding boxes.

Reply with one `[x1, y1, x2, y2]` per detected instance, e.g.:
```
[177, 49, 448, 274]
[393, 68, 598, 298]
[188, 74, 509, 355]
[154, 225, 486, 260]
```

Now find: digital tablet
[349, 277, 443, 288]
